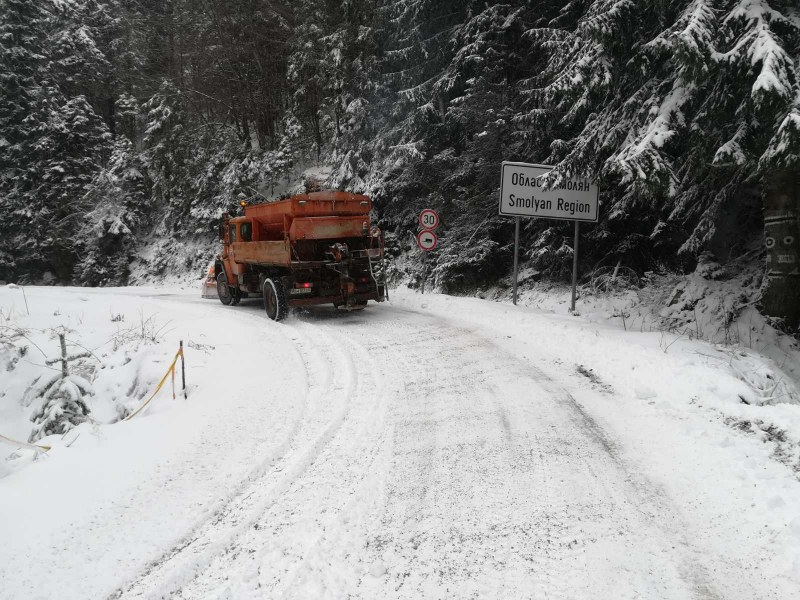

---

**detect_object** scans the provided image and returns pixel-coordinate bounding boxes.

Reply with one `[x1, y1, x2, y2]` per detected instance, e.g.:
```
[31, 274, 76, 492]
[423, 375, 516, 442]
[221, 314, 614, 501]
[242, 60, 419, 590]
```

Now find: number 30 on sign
[419, 208, 440, 230]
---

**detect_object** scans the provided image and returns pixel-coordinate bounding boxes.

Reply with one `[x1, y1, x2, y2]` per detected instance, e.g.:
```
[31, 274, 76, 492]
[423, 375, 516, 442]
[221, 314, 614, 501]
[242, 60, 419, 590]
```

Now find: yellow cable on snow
[0, 433, 51, 453]
[1, 346, 184, 451]
[123, 347, 184, 421]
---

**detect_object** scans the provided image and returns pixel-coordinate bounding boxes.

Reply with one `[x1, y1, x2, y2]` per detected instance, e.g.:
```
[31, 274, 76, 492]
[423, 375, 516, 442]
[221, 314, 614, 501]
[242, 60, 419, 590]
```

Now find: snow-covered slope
[1, 285, 799, 599]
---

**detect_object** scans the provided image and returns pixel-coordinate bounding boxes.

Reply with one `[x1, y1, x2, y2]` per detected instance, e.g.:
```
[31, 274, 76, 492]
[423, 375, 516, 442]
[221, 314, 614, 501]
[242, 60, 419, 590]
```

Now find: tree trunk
[59, 333, 68, 378]
[762, 170, 800, 328]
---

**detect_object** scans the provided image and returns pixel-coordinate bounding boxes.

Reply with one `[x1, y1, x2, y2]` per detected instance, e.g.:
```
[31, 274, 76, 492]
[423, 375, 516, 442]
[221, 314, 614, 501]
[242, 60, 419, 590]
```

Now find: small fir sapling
[28, 327, 95, 442]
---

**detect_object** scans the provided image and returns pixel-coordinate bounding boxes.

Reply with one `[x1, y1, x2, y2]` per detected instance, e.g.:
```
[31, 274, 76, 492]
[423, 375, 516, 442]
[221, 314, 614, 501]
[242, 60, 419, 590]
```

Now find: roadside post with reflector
[763, 170, 800, 328]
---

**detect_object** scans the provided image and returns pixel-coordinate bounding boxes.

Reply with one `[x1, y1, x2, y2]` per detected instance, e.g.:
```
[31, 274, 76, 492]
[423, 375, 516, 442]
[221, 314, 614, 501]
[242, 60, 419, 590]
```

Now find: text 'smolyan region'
[499, 162, 599, 222]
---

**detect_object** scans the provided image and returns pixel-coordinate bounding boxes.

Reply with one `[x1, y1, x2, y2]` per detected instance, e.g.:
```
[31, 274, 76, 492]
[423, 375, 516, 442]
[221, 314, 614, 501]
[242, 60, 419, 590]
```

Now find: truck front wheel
[217, 273, 233, 306]
[263, 278, 288, 321]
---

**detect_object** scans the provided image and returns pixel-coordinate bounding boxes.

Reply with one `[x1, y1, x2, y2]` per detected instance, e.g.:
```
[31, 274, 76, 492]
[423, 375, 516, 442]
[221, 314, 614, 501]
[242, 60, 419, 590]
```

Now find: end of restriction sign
[417, 229, 438, 251]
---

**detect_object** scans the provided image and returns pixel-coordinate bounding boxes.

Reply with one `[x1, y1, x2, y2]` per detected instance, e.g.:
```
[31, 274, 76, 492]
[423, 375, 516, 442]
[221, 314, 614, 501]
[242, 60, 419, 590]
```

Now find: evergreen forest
[1, 0, 799, 290]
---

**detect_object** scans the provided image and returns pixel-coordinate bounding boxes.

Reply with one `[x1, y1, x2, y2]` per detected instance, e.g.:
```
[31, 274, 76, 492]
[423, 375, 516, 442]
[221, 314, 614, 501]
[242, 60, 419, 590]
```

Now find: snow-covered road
[2, 287, 799, 599]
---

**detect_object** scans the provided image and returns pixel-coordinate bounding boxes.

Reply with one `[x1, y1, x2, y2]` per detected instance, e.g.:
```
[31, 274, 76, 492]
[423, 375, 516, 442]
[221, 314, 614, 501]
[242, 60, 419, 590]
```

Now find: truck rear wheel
[263, 278, 288, 321]
[217, 273, 233, 306]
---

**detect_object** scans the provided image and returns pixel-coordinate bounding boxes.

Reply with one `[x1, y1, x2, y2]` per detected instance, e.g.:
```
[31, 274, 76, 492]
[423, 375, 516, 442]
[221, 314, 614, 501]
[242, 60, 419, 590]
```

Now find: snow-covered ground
[1, 284, 800, 599]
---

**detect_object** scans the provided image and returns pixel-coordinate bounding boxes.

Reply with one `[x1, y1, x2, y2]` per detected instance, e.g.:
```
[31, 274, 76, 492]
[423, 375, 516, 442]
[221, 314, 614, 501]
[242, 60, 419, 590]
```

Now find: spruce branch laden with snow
[28, 328, 96, 443]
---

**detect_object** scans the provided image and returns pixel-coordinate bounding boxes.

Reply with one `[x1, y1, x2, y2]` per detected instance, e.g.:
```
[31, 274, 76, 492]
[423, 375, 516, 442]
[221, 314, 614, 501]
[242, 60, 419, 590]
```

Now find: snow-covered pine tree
[0, 0, 49, 282]
[142, 80, 187, 210]
[373, 0, 469, 169]
[29, 329, 94, 442]
[286, 2, 334, 163]
[48, 0, 113, 111]
[73, 134, 148, 286]
[519, 0, 800, 272]
[0, 0, 112, 283]
[281, 0, 379, 189]
[425, 4, 545, 288]
[355, 2, 544, 287]
[1, 0, 794, 292]
[341, 0, 471, 228]
[26, 90, 113, 280]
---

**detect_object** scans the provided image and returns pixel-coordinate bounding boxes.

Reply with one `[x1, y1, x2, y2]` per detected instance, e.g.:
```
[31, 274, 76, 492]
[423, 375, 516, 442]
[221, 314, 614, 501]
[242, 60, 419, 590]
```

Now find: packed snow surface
[1, 285, 800, 599]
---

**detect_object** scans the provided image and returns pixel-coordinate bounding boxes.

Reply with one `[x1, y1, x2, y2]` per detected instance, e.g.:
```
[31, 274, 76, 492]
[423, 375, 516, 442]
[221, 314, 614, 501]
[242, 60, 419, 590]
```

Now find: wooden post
[180, 340, 187, 399]
[59, 333, 68, 378]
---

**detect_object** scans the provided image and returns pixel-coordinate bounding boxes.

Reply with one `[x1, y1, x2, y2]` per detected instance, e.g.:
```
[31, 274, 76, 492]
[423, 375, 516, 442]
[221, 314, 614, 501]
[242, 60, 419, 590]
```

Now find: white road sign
[499, 162, 599, 222]
[417, 230, 438, 251]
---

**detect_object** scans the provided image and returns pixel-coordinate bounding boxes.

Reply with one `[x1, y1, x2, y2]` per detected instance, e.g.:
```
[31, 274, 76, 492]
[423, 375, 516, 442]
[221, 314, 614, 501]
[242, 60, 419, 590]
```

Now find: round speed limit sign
[419, 208, 440, 230]
[417, 229, 438, 251]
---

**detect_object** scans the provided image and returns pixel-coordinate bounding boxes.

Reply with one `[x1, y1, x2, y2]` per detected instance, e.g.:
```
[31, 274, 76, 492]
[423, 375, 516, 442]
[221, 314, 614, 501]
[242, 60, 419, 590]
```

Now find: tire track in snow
[173, 318, 396, 599]
[116, 300, 729, 599]
[520, 369, 724, 600]
[112, 317, 356, 600]
[265, 330, 395, 597]
[353, 318, 533, 598]
[106, 313, 310, 600]
[344, 308, 723, 599]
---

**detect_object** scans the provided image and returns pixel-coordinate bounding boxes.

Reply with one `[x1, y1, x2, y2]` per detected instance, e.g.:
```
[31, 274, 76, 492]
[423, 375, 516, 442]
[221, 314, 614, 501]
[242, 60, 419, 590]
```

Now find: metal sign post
[571, 221, 579, 312]
[499, 162, 599, 312]
[417, 209, 440, 294]
[512, 217, 520, 305]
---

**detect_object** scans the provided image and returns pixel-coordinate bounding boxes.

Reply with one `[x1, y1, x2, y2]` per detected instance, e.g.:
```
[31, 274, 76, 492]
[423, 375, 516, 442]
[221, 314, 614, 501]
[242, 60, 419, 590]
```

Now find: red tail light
[295, 282, 313, 288]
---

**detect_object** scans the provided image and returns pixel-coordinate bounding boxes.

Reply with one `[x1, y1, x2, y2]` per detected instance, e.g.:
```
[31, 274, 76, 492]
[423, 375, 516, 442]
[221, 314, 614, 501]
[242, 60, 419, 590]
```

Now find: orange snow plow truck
[214, 191, 387, 321]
